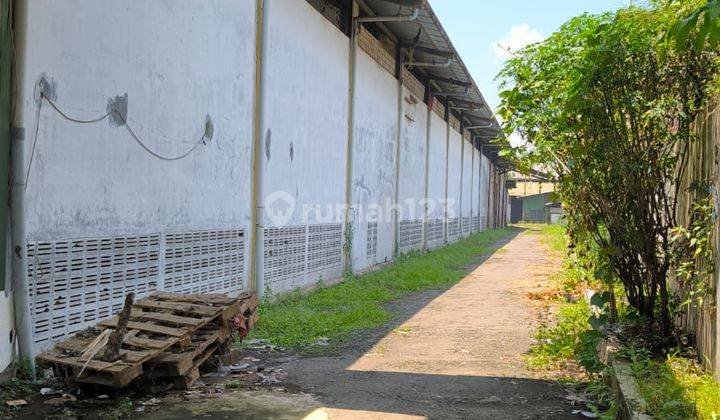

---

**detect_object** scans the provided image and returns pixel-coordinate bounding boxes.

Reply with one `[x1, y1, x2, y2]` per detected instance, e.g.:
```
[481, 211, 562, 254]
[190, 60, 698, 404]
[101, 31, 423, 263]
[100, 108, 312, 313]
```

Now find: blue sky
[432, 1, 632, 113]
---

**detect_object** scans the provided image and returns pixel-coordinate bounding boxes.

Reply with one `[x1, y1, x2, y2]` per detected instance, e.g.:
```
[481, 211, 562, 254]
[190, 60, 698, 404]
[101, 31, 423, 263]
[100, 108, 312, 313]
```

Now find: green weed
[627, 348, 720, 419]
[244, 228, 515, 349]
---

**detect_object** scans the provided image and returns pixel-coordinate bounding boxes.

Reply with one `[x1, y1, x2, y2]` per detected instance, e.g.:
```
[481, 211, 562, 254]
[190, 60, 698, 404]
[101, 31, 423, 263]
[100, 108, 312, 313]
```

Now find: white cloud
[492, 23, 544, 61]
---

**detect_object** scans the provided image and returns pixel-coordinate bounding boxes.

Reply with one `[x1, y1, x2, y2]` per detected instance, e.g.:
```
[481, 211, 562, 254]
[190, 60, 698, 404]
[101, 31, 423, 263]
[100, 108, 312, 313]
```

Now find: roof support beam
[447, 98, 485, 109]
[380, 0, 425, 8]
[401, 43, 454, 59]
[428, 75, 472, 88]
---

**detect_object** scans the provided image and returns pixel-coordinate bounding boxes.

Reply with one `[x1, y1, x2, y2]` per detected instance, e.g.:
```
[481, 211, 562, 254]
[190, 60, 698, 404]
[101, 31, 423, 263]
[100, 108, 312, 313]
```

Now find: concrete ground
[146, 227, 581, 419]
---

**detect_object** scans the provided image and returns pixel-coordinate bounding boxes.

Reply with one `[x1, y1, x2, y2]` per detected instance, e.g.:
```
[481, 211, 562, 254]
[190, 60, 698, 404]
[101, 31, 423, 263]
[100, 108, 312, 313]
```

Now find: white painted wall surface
[260, 0, 349, 292]
[18, 0, 257, 351]
[351, 50, 397, 272]
[22, 1, 255, 241]
[472, 147, 480, 229]
[447, 128, 463, 226]
[462, 139, 474, 220]
[479, 155, 491, 230]
[262, 0, 348, 227]
[0, 292, 13, 374]
[427, 112, 447, 220]
[398, 86, 427, 223]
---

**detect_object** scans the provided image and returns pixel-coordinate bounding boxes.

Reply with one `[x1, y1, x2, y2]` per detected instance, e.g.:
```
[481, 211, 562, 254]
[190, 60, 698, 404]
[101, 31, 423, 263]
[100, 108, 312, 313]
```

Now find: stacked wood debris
[39, 291, 259, 389]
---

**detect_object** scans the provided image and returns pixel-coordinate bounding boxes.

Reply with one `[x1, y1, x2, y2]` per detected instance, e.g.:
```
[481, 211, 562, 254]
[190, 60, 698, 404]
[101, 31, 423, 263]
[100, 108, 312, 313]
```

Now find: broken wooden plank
[134, 299, 220, 317]
[153, 291, 235, 305]
[97, 319, 188, 337]
[103, 293, 135, 362]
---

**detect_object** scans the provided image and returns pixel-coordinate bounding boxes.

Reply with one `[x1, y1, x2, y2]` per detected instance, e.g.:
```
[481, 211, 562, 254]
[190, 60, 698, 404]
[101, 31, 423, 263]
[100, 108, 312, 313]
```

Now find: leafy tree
[498, 1, 719, 336]
[669, 0, 720, 51]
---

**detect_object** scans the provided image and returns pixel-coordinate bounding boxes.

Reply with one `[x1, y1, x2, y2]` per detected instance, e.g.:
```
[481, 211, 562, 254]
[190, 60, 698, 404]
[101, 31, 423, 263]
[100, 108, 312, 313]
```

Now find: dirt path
[148, 228, 578, 419]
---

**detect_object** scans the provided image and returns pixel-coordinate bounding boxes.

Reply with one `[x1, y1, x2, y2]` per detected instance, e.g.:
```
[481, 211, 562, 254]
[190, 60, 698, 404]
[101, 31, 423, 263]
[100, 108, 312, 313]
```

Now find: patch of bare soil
[141, 229, 585, 419]
[16, 229, 583, 419]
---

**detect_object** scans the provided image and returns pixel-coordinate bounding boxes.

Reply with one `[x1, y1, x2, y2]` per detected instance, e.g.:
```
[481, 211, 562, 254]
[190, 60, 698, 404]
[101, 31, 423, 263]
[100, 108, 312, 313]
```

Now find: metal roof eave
[359, 0, 501, 138]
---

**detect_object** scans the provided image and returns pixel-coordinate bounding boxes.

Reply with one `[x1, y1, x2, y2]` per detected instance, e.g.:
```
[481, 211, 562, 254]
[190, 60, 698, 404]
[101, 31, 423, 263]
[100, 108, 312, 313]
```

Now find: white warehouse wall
[480, 155, 491, 230]
[426, 110, 447, 249]
[351, 50, 397, 273]
[260, 0, 349, 293]
[397, 85, 427, 253]
[461, 137, 474, 236]
[8, 0, 511, 359]
[18, 0, 256, 350]
[447, 128, 463, 242]
[472, 146, 481, 232]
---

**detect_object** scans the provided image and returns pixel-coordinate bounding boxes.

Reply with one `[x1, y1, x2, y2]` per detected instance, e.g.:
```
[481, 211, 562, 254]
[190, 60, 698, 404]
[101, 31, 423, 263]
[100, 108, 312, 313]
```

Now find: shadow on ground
[143, 227, 581, 419]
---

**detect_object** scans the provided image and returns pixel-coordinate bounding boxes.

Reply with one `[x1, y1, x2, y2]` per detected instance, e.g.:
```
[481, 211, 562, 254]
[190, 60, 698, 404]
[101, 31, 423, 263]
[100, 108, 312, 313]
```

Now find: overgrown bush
[498, 0, 720, 337]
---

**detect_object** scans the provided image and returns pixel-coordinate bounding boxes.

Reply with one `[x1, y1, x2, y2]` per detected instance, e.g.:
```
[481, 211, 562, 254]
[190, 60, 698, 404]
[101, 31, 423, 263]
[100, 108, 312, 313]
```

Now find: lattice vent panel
[307, 0, 350, 33]
[366, 222, 378, 260]
[358, 26, 395, 75]
[481, 215, 488, 231]
[398, 220, 423, 252]
[307, 223, 342, 273]
[462, 216, 471, 236]
[471, 216, 480, 233]
[27, 234, 160, 346]
[165, 229, 245, 295]
[264, 226, 307, 285]
[426, 219, 445, 247]
[447, 217, 460, 241]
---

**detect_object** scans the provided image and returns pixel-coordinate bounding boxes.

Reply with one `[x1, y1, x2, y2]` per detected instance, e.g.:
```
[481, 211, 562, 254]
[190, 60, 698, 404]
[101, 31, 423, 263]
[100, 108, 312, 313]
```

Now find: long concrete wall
[9, 0, 510, 359]
[397, 85, 427, 253]
[461, 136, 474, 236]
[447, 128, 463, 242]
[472, 146, 481, 232]
[480, 155, 491, 230]
[17, 0, 256, 351]
[426, 111, 447, 249]
[351, 49, 397, 273]
[258, 0, 348, 293]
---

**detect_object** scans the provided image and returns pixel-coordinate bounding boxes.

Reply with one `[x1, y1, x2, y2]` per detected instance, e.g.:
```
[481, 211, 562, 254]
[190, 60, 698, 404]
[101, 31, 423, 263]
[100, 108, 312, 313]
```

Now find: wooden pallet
[38, 292, 253, 388]
[148, 323, 230, 378]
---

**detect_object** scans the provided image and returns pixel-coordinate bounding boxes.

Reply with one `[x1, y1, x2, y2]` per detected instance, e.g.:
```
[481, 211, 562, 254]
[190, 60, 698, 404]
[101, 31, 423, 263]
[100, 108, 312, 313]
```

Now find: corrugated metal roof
[360, 0, 501, 142]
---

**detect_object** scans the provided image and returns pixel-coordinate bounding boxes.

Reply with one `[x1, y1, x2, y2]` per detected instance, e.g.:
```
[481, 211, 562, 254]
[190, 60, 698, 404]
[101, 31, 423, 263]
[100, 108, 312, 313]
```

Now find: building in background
[508, 171, 556, 197]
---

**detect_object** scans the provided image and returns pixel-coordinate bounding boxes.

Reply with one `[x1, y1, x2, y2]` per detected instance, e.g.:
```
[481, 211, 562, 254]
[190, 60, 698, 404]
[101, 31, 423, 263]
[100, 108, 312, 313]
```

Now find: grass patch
[626, 349, 720, 419]
[245, 228, 515, 349]
[527, 301, 604, 374]
[517, 222, 567, 254]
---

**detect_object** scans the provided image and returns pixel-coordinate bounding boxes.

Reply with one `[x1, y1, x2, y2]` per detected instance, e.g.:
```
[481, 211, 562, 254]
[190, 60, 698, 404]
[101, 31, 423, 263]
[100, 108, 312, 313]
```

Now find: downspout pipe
[404, 59, 452, 68]
[250, 0, 267, 299]
[393, 46, 402, 257]
[465, 123, 495, 130]
[11, 0, 36, 380]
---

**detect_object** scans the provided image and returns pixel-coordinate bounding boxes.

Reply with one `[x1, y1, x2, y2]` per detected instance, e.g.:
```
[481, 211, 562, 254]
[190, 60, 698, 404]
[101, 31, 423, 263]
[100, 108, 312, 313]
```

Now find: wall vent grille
[27, 234, 160, 346]
[366, 222, 378, 260]
[307, 0, 350, 34]
[398, 220, 423, 252]
[447, 217, 460, 241]
[462, 216, 471, 236]
[426, 219, 444, 247]
[263, 226, 307, 285]
[470, 216, 480, 233]
[165, 229, 245, 295]
[307, 223, 342, 273]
